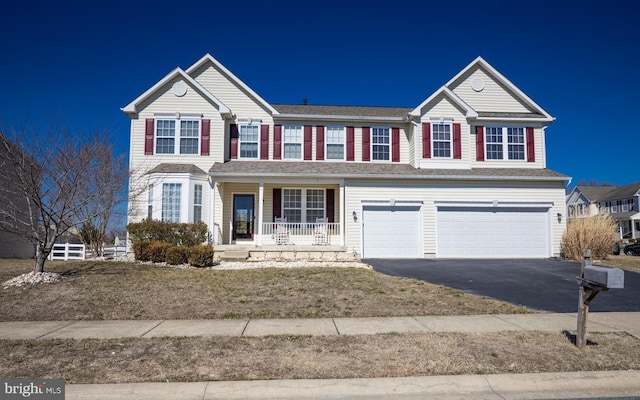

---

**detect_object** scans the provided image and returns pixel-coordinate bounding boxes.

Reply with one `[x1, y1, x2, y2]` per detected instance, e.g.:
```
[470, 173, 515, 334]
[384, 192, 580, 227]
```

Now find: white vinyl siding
[449, 68, 532, 113]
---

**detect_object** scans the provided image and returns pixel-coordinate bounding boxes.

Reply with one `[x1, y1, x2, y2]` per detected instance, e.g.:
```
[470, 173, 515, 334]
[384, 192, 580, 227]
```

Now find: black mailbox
[583, 265, 624, 289]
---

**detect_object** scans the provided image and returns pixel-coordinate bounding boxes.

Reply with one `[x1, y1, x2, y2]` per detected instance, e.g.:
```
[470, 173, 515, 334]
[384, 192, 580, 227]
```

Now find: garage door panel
[363, 206, 422, 258]
[437, 207, 550, 258]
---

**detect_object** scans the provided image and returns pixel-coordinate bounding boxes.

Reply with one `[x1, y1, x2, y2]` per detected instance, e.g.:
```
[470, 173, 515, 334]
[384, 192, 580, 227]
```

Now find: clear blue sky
[1, 0, 638, 188]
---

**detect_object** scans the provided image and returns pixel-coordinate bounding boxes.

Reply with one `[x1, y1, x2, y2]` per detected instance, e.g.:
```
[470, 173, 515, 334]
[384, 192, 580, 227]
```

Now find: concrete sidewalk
[3, 313, 640, 399]
[65, 370, 640, 400]
[1, 312, 640, 340]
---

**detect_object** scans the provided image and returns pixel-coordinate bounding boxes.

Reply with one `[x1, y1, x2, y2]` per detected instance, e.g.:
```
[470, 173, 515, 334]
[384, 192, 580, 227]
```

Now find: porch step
[220, 249, 250, 261]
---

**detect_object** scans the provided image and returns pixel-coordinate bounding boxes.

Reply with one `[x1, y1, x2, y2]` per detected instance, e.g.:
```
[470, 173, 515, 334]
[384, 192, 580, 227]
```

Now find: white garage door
[437, 207, 550, 258]
[363, 206, 422, 258]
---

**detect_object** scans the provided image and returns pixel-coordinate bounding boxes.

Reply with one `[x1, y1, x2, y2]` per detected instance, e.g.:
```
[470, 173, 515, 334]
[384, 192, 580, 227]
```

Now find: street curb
[66, 370, 640, 400]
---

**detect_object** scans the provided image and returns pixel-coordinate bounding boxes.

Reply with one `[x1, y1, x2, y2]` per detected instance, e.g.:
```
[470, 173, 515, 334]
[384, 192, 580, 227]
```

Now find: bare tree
[0, 122, 130, 273]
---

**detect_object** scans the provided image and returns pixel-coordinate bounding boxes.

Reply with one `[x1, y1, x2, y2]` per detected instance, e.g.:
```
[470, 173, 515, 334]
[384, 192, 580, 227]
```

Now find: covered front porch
[208, 168, 346, 249]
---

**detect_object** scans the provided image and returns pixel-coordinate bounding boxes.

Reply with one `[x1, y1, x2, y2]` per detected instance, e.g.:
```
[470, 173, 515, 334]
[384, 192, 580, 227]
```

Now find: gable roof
[409, 86, 478, 118]
[572, 182, 640, 203]
[443, 56, 554, 122]
[185, 53, 279, 116]
[121, 68, 231, 116]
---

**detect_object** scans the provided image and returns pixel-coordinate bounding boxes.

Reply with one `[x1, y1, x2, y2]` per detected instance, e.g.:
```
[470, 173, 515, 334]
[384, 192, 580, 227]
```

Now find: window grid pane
[432, 123, 451, 158]
[283, 189, 302, 223]
[326, 127, 345, 159]
[372, 127, 390, 161]
[283, 125, 302, 159]
[507, 127, 524, 160]
[162, 183, 181, 223]
[194, 184, 202, 223]
[179, 120, 199, 155]
[485, 127, 503, 160]
[156, 120, 176, 154]
[306, 189, 324, 223]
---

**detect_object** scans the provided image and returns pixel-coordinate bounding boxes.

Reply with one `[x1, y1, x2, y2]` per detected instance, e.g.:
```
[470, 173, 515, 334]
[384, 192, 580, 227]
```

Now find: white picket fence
[48, 243, 86, 261]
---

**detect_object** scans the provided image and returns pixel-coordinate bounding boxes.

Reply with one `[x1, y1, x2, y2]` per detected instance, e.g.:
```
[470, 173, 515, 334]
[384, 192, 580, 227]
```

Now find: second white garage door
[362, 206, 422, 258]
[437, 207, 551, 258]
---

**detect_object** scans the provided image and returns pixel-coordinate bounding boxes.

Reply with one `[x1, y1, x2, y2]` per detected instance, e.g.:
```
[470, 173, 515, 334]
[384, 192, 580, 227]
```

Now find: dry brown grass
[0, 259, 528, 321]
[596, 255, 640, 274]
[1, 332, 638, 384]
[562, 215, 618, 260]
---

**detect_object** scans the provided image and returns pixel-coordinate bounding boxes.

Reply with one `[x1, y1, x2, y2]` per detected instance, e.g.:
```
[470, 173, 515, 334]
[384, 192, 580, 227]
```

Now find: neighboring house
[122, 54, 569, 259]
[0, 136, 36, 259]
[566, 183, 640, 239]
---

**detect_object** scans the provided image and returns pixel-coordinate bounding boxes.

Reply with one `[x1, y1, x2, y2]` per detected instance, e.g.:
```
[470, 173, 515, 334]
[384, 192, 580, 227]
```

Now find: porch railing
[262, 222, 341, 245]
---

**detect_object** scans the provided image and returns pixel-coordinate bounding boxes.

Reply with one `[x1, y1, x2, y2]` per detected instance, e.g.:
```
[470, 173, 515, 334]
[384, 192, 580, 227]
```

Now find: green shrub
[166, 246, 189, 265]
[188, 245, 215, 267]
[148, 242, 173, 263]
[562, 215, 618, 261]
[132, 241, 154, 262]
[127, 220, 208, 246]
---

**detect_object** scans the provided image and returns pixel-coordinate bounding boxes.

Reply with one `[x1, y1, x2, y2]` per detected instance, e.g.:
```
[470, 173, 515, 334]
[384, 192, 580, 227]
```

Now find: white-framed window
[612, 201, 618, 213]
[372, 127, 390, 161]
[283, 125, 303, 159]
[155, 118, 200, 155]
[282, 188, 325, 223]
[193, 184, 203, 223]
[485, 126, 525, 161]
[162, 183, 182, 222]
[325, 126, 345, 160]
[431, 123, 451, 158]
[239, 124, 259, 159]
[147, 184, 154, 219]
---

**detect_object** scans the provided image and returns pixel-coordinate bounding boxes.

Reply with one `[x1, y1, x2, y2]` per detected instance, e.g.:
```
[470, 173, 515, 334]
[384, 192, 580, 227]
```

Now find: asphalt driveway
[366, 258, 640, 313]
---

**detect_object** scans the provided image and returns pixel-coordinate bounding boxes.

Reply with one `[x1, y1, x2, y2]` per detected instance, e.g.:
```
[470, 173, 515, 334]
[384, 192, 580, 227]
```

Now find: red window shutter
[392, 127, 400, 162]
[526, 127, 535, 162]
[346, 127, 355, 161]
[144, 118, 154, 155]
[273, 125, 282, 160]
[475, 126, 485, 161]
[362, 127, 370, 162]
[200, 119, 210, 156]
[273, 188, 282, 220]
[326, 188, 335, 223]
[304, 125, 312, 160]
[260, 124, 269, 160]
[453, 123, 462, 159]
[316, 126, 325, 160]
[230, 123, 239, 159]
[422, 122, 431, 159]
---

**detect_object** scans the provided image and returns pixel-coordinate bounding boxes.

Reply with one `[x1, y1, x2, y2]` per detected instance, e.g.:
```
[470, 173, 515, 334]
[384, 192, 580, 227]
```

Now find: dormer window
[432, 122, 452, 158]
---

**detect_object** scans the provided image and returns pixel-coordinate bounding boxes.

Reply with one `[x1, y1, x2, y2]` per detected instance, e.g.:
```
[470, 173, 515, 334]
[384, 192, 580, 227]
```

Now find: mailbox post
[576, 249, 624, 347]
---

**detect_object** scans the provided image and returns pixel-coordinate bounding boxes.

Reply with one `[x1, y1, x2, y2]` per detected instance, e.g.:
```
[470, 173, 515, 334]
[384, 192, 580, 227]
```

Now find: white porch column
[208, 178, 217, 244]
[339, 180, 345, 246]
[258, 181, 264, 245]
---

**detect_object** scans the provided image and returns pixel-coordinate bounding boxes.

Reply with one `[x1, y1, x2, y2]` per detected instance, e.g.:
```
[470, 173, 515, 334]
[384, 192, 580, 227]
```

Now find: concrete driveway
[366, 258, 640, 313]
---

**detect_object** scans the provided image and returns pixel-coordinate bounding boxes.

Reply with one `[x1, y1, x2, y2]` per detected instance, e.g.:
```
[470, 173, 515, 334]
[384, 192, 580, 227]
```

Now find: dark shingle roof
[209, 161, 568, 181]
[272, 104, 413, 119]
[575, 183, 640, 202]
[477, 112, 547, 119]
[146, 163, 206, 175]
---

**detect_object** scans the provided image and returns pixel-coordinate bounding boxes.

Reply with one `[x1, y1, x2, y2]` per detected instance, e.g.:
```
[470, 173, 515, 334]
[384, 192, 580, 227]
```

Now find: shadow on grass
[562, 330, 598, 346]
[58, 261, 134, 277]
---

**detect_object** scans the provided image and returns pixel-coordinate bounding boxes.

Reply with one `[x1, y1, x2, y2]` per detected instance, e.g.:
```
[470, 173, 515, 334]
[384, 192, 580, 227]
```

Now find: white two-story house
[122, 54, 569, 259]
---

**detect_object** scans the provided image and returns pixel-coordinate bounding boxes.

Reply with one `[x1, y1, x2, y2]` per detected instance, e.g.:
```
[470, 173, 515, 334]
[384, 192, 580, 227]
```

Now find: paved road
[367, 258, 640, 313]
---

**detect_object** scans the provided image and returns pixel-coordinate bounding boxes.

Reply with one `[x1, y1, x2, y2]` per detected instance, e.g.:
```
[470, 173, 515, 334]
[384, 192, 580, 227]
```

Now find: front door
[233, 194, 254, 240]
